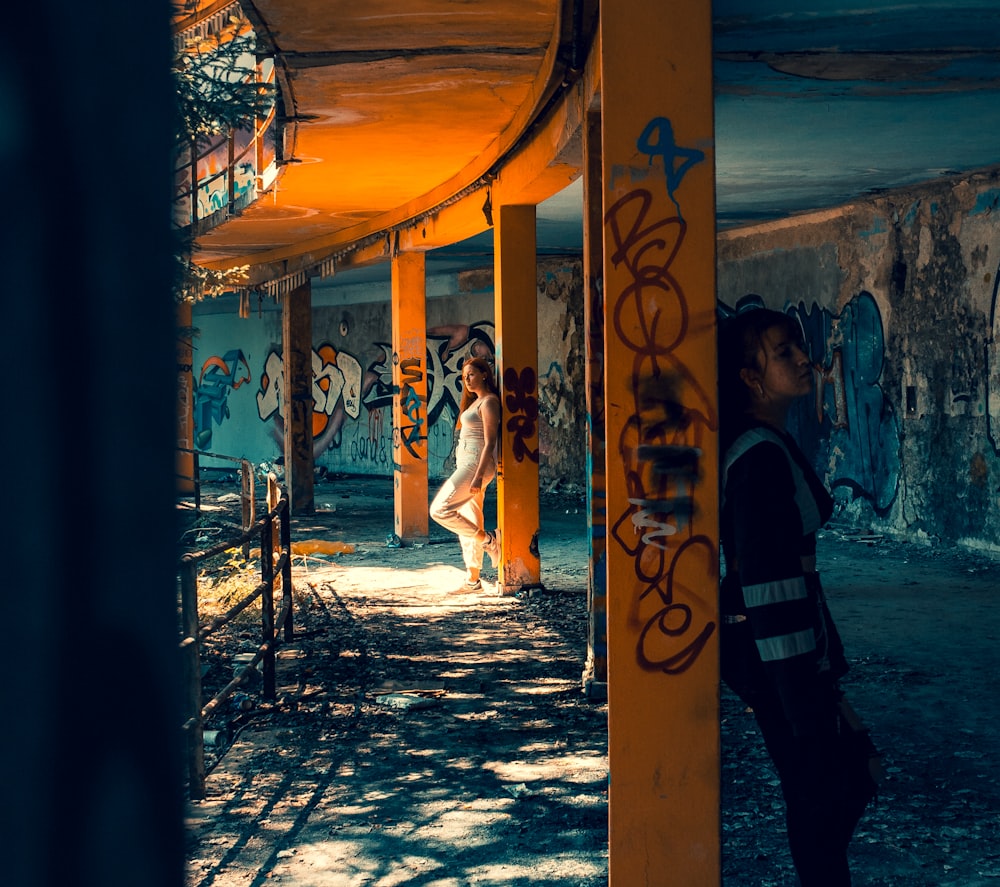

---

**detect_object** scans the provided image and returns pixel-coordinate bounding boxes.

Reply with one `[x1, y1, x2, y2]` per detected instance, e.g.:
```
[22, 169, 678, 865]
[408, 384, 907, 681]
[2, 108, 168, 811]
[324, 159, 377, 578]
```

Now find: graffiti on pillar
[194, 349, 251, 449]
[395, 355, 427, 459]
[502, 366, 540, 463]
[605, 116, 717, 675]
[256, 344, 367, 457]
[637, 116, 706, 220]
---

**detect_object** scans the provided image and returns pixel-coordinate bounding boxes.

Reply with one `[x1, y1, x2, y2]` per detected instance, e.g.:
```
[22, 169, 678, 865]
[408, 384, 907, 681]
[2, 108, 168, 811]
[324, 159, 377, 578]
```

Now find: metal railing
[178, 475, 293, 800]
[177, 447, 257, 556]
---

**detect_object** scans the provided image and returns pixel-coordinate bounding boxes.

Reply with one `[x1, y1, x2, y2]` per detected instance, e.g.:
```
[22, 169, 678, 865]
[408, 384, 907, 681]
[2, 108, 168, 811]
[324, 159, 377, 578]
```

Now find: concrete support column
[391, 251, 429, 540]
[600, 0, 720, 884]
[494, 204, 541, 593]
[582, 109, 608, 696]
[282, 281, 315, 514]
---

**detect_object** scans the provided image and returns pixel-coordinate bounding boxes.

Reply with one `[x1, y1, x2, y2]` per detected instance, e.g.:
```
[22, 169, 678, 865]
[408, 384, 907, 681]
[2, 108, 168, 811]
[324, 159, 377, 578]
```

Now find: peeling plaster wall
[718, 166, 1000, 555]
[536, 259, 587, 489]
[189, 258, 587, 488]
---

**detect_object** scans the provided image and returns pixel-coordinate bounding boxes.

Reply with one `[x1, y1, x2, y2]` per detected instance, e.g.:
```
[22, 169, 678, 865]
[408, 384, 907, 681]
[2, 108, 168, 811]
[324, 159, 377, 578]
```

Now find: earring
[754, 383, 764, 397]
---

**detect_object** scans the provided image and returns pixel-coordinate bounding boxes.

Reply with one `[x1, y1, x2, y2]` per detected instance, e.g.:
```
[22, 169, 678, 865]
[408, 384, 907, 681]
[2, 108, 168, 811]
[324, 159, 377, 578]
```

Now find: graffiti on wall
[723, 291, 901, 514]
[194, 349, 251, 449]
[364, 322, 495, 426]
[350, 407, 391, 468]
[246, 323, 496, 461]
[256, 344, 367, 454]
[606, 116, 717, 676]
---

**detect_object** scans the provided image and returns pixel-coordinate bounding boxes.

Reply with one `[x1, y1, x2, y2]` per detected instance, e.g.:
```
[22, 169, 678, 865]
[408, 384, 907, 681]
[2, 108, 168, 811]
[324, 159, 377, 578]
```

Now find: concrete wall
[190, 257, 586, 487]
[190, 168, 1000, 553]
[718, 166, 1000, 556]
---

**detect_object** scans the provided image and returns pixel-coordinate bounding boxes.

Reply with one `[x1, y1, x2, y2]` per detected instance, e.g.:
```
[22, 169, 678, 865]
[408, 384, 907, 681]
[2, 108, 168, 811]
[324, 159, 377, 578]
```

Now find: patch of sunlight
[452, 710, 500, 724]
[331, 564, 464, 589]
[322, 803, 379, 817]
[378, 858, 446, 886]
[467, 858, 605, 882]
[511, 677, 578, 695]
[436, 668, 480, 679]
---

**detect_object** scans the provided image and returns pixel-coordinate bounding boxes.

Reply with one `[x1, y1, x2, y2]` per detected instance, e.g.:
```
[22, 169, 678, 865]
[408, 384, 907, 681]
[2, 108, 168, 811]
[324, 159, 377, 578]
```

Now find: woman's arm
[470, 394, 501, 491]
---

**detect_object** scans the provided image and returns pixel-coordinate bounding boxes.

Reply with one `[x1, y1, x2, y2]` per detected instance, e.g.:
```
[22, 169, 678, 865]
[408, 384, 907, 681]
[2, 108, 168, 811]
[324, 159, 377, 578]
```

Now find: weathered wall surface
[190, 258, 586, 487]
[718, 166, 1000, 555]
[189, 170, 999, 551]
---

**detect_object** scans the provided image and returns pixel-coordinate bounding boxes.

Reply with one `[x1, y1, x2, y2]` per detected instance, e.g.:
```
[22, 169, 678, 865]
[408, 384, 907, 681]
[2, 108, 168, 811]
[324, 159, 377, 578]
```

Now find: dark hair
[718, 307, 803, 428]
[456, 356, 499, 426]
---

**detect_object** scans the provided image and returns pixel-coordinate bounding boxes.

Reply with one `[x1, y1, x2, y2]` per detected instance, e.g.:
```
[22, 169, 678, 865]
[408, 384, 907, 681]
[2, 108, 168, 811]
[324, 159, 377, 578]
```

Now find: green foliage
[174, 249, 250, 304]
[172, 13, 274, 302]
[174, 28, 276, 149]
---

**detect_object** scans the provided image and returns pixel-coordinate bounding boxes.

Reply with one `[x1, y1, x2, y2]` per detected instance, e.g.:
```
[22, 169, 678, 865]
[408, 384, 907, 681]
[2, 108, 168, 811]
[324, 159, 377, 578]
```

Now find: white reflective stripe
[722, 427, 822, 534]
[756, 628, 816, 662]
[743, 576, 808, 609]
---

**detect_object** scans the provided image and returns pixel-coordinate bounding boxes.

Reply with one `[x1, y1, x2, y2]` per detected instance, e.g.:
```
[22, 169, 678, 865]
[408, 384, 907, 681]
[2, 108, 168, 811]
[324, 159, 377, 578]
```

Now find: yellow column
[600, 1, 720, 885]
[494, 204, 541, 593]
[391, 251, 429, 540]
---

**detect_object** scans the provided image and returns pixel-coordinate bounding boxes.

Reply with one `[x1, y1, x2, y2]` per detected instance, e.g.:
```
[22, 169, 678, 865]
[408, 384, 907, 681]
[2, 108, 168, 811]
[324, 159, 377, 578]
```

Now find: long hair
[456, 356, 499, 427]
[718, 307, 803, 442]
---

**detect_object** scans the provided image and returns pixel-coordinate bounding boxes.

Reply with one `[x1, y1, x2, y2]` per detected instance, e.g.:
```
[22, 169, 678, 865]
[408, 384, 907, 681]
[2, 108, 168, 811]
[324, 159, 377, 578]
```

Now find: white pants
[430, 439, 495, 570]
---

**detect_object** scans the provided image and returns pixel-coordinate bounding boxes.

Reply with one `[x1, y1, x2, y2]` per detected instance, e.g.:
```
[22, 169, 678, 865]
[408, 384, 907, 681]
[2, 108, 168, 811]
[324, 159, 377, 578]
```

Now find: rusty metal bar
[194, 450, 201, 510]
[241, 458, 254, 559]
[279, 496, 294, 641]
[260, 512, 276, 699]
[178, 483, 293, 795]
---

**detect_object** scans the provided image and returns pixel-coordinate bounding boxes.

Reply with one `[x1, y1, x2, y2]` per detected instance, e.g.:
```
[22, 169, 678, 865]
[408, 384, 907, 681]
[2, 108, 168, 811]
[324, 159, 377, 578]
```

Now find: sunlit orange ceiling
[180, 1, 1000, 290]
[184, 0, 594, 283]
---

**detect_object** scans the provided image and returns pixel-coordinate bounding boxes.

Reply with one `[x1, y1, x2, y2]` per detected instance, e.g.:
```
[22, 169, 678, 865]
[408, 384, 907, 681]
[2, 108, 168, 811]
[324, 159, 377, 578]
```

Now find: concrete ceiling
[186, 0, 1000, 290]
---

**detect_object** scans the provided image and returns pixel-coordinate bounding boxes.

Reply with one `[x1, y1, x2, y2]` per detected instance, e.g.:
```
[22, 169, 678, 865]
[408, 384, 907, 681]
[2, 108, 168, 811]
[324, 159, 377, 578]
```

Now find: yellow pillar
[600, 1, 720, 884]
[494, 204, 541, 593]
[391, 251, 429, 540]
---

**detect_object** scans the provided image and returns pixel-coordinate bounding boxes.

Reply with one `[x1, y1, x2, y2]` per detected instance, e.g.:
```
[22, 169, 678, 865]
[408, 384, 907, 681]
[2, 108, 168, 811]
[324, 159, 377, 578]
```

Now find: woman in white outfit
[430, 357, 502, 590]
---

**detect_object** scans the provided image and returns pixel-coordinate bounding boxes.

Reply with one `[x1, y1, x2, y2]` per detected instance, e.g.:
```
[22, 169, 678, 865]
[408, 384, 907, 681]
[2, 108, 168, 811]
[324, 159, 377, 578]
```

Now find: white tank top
[459, 395, 497, 446]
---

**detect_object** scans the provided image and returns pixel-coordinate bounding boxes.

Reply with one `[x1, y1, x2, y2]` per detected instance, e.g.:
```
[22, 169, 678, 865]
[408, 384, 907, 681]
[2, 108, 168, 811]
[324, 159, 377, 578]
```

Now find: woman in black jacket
[718, 308, 878, 886]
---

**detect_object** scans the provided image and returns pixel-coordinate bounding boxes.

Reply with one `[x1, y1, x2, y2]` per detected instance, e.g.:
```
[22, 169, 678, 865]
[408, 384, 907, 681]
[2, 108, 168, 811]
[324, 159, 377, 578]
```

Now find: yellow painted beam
[600, 0, 720, 884]
[391, 252, 430, 540]
[203, 32, 604, 282]
[494, 204, 541, 593]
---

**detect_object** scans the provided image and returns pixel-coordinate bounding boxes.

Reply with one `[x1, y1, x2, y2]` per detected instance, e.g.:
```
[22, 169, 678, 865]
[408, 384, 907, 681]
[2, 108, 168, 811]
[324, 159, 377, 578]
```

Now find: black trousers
[722, 623, 876, 886]
[749, 689, 872, 886]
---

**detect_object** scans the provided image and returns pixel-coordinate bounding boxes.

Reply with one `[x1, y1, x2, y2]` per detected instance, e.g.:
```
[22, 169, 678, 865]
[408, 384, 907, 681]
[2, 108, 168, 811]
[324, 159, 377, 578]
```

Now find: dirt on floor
[179, 475, 1000, 887]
